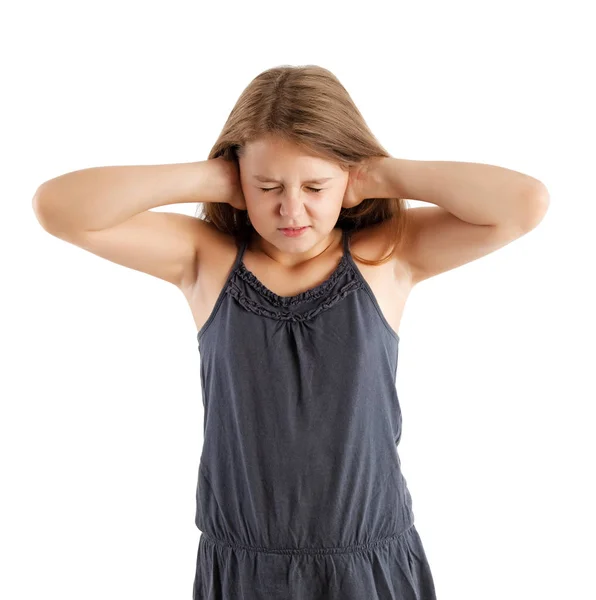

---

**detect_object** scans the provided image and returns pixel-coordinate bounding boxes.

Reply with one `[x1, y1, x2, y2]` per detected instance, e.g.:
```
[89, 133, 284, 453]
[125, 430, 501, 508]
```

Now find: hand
[222, 158, 247, 210]
[342, 156, 390, 209]
[207, 157, 247, 210]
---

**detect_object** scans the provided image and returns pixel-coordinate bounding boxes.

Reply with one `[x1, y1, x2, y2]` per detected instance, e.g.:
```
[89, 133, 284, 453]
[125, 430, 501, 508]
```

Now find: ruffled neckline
[235, 253, 351, 308]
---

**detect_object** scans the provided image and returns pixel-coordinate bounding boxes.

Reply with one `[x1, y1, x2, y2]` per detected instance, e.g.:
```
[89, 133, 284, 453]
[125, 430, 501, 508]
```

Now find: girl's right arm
[32, 158, 245, 290]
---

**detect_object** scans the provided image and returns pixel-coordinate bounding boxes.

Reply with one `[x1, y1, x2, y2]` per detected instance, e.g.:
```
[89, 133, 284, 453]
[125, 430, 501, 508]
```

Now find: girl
[33, 64, 549, 600]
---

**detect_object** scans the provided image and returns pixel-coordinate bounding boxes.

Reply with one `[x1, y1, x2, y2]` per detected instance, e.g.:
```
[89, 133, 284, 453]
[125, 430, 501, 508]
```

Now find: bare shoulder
[181, 218, 239, 293]
[349, 219, 414, 288]
[194, 218, 239, 263]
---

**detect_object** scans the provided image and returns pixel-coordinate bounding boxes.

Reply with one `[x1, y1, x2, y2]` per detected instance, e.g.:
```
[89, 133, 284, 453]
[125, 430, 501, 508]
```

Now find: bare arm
[32, 157, 244, 288]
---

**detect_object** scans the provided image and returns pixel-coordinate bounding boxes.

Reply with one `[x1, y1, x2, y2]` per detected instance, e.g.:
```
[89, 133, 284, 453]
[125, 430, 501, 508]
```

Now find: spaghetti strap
[342, 226, 351, 255]
[234, 233, 249, 269]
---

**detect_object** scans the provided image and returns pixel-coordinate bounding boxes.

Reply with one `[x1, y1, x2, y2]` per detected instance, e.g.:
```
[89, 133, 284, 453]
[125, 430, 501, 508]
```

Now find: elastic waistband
[200, 524, 414, 556]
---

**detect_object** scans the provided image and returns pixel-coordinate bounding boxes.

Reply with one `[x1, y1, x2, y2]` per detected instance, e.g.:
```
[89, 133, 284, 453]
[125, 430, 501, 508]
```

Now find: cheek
[244, 195, 269, 227]
[314, 194, 344, 216]
[244, 190, 261, 209]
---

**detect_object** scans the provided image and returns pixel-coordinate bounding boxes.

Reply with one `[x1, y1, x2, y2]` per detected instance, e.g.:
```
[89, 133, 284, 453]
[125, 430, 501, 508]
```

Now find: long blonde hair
[195, 64, 410, 265]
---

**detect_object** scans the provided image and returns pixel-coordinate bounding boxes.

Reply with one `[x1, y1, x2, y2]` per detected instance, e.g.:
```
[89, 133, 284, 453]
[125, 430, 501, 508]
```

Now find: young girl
[33, 65, 549, 600]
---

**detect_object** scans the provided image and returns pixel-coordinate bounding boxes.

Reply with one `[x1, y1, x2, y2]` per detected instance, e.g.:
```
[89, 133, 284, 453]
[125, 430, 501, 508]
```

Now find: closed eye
[260, 187, 323, 193]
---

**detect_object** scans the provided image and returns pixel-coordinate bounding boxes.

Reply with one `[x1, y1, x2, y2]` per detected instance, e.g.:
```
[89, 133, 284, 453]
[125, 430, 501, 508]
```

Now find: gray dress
[193, 227, 437, 599]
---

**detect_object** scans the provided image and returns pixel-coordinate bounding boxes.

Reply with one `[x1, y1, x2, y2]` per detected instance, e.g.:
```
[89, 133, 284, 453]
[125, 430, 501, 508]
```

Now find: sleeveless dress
[193, 227, 437, 600]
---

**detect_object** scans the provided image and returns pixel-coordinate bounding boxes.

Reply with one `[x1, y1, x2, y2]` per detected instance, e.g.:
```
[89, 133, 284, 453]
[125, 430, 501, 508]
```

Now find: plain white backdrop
[3, 0, 594, 598]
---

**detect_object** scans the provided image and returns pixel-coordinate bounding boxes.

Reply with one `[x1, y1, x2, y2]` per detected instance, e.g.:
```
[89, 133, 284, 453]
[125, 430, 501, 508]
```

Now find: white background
[3, 1, 594, 598]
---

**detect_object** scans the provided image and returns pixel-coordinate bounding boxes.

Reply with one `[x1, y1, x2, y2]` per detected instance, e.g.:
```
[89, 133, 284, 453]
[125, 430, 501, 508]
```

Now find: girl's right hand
[209, 157, 247, 210]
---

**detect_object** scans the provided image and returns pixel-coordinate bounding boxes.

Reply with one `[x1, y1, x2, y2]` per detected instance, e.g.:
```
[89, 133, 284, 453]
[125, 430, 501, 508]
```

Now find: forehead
[242, 135, 332, 167]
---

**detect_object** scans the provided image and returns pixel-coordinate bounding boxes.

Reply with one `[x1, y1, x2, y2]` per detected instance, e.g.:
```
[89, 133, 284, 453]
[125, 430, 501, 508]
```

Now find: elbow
[32, 184, 63, 232]
[32, 188, 50, 228]
[518, 180, 550, 231]
[32, 186, 53, 230]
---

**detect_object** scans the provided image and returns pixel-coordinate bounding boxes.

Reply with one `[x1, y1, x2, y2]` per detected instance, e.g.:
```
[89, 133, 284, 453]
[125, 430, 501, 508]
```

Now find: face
[238, 134, 349, 263]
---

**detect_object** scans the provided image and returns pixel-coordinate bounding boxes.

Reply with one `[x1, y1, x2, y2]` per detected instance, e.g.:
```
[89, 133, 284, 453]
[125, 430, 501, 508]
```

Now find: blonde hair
[195, 64, 410, 265]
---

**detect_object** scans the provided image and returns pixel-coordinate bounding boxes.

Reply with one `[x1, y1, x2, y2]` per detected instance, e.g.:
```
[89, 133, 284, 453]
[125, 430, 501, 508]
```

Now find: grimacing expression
[238, 136, 349, 241]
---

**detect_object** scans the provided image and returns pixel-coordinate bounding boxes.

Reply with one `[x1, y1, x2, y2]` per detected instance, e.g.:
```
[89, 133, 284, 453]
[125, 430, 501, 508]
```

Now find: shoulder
[195, 219, 244, 259]
[180, 219, 241, 294]
[349, 219, 414, 285]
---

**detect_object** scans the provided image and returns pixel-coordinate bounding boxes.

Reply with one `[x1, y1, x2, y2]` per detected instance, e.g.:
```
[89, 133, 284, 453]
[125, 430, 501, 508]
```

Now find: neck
[249, 227, 342, 268]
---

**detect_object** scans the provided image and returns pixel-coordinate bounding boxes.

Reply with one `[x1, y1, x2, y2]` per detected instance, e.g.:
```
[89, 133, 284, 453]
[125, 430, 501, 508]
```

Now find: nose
[279, 192, 306, 219]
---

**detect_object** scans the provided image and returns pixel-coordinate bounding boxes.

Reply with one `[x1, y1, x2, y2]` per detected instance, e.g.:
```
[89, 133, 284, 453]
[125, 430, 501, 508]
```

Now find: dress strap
[342, 227, 353, 258]
[232, 232, 250, 271]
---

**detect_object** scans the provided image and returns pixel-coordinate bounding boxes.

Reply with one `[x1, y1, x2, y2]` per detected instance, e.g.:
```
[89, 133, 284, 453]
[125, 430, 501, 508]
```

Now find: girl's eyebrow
[253, 175, 334, 184]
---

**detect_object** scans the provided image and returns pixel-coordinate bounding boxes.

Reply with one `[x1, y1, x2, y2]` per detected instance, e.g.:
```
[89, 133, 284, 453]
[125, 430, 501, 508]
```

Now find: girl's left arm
[377, 158, 549, 230]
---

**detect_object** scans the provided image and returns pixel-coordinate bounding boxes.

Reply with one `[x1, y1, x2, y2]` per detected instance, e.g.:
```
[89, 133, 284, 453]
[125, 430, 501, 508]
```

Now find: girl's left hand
[342, 156, 390, 209]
